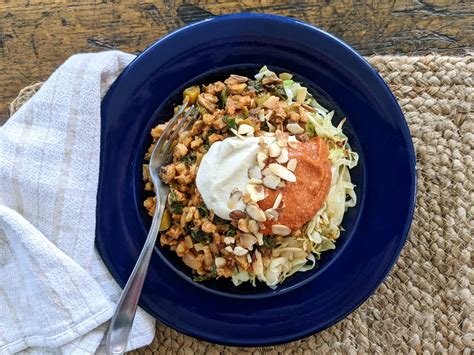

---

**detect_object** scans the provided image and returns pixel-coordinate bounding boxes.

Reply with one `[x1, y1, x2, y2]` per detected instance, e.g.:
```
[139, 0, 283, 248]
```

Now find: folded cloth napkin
[0, 51, 156, 354]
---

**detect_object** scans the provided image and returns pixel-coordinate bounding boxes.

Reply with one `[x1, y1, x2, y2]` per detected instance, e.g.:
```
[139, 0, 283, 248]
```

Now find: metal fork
[106, 103, 196, 355]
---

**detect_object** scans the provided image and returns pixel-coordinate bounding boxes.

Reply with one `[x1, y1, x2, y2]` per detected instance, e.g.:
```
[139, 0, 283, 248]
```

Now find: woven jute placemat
[11, 55, 473, 354]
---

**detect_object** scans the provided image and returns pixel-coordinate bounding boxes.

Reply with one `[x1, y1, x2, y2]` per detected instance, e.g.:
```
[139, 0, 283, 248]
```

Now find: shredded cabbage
[232, 66, 359, 287]
[254, 65, 274, 81]
[231, 270, 255, 286]
[303, 104, 359, 260]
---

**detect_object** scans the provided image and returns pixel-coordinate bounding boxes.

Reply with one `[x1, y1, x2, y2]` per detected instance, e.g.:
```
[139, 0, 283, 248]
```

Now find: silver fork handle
[106, 196, 166, 355]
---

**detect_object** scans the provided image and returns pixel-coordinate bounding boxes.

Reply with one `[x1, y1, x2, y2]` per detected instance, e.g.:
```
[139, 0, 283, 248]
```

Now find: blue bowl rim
[97, 12, 417, 345]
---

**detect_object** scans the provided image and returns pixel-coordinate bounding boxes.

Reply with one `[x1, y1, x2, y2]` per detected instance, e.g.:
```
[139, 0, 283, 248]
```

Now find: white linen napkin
[0, 51, 156, 354]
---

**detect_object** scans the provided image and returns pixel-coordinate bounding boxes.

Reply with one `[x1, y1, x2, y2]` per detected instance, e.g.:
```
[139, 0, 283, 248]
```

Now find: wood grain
[0, 0, 472, 124]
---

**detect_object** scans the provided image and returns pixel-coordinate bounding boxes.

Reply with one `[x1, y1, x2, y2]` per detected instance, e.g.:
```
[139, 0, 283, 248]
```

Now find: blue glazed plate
[96, 14, 416, 346]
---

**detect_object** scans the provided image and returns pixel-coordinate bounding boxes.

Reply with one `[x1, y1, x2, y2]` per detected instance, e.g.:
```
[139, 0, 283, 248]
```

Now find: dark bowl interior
[134, 64, 365, 298]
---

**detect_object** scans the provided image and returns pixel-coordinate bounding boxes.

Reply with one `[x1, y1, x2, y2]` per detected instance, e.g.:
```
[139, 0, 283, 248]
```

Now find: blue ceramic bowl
[96, 13, 416, 345]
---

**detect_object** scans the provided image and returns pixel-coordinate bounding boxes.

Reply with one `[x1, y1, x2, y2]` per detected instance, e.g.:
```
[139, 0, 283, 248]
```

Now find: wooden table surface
[1, 1, 472, 125]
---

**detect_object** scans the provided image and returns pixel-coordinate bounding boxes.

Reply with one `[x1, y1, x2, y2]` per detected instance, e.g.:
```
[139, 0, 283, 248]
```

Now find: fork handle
[106, 197, 166, 355]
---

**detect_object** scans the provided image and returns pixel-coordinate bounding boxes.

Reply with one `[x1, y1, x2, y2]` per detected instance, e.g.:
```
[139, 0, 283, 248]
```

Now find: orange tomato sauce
[258, 137, 332, 234]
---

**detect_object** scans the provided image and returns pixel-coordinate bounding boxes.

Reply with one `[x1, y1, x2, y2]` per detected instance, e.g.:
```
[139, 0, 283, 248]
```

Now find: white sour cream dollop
[196, 136, 270, 220]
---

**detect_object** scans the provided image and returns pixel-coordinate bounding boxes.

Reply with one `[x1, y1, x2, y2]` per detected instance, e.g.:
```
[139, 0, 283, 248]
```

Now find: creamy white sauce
[196, 136, 273, 220]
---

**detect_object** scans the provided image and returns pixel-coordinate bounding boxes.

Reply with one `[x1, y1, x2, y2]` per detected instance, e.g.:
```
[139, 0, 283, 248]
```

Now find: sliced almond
[242, 192, 252, 204]
[268, 142, 282, 158]
[262, 167, 273, 176]
[261, 131, 275, 137]
[229, 210, 246, 220]
[247, 183, 265, 202]
[246, 204, 267, 222]
[286, 122, 305, 135]
[262, 76, 283, 85]
[287, 135, 299, 148]
[266, 120, 276, 132]
[248, 219, 260, 234]
[227, 188, 242, 209]
[278, 180, 286, 188]
[247, 254, 253, 263]
[258, 109, 265, 121]
[238, 218, 249, 233]
[257, 151, 268, 169]
[276, 148, 289, 164]
[272, 193, 283, 209]
[252, 249, 264, 277]
[238, 124, 254, 135]
[288, 140, 299, 149]
[248, 165, 263, 180]
[230, 128, 245, 140]
[272, 224, 292, 236]
[229, 74, 249, 83]
[248, 178, 263, 185]
[240, 233, 257, 249]
[269, 163, 296, 182]
[275, 130, 288, 147]
[287, 158, 298, 172]
[296, 133, 309, 142]
[265, 208, 279, 221]
[255, 233, 264, 246]
[233, 246, 248, 256]
[262, 175, 281, 189]
[224, 236, 235, 245]
[276, 136, 288, 148]
[215, 257, 227, 267]
[225, 246, 234, 253]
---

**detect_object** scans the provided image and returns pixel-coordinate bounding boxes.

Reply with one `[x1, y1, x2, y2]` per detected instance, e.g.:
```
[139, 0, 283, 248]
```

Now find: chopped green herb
[183, 223, 192, 234]
[226, 226, 237, 237]
[193, 275, 211, 282]
[196, 204, 209, 218]
[219, 89, 228, 108]
[197, 106, 208, 116]
[211, 263, 217, 275]
[268, 84, 287, 100]
[223, 115, 237, 130]
[263, 235, 278, 249]
[247, 79, 264, 93]
[202, 143, 210, 151]
[305, 121, 316, 137]
[208, 127, 217, 135]
[168, 190, 183, 214]
[190, 229, 211, 244]
[179, 153, 196, 166]
[213, 214, 226, 224]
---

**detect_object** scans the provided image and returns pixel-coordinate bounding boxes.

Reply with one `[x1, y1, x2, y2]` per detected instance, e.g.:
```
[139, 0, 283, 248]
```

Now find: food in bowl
[143, 66, 359, 287]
